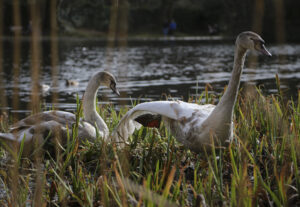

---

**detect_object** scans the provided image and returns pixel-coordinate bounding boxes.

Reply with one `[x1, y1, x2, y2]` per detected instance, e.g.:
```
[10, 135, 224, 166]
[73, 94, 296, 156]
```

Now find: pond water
[1, 38, 300, 119]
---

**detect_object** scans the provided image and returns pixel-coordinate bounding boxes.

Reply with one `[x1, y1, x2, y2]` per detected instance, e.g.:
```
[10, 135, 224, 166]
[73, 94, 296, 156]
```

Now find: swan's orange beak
[258, 44, 272, 56]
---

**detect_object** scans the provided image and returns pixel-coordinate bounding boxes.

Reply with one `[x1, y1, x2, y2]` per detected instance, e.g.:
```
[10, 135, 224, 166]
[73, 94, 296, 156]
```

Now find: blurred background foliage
[1, 0, 300, 41]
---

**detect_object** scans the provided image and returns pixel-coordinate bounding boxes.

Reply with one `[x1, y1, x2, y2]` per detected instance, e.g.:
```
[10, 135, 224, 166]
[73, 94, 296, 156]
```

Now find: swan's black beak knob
[112, 87, 120, 96]
[110, 82, 120, 96]
[259, 44, 272, 56]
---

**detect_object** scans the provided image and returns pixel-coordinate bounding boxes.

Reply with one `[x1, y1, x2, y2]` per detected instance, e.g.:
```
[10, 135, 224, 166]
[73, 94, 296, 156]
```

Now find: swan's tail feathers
[111, 110, 155, 146]
[111, 101, 188, 147]
[134, 114, 162, 128]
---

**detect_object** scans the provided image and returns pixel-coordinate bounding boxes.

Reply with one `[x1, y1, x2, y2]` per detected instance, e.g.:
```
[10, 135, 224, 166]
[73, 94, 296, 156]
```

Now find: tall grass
[0, 86, 299, 206]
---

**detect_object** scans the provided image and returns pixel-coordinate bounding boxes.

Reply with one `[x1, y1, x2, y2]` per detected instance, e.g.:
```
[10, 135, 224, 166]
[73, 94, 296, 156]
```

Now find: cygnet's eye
[250, 38, 263, 49]
[257, 40, 267, 51]
[251, 37, 264, 46]
[251, 38, 272, 56]
[110, 81, 120, 96]
[257, 39, 265, 48]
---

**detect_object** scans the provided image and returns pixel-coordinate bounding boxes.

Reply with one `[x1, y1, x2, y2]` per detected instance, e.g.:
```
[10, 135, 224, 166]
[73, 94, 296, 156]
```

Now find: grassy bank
[0, 85, 299, 206]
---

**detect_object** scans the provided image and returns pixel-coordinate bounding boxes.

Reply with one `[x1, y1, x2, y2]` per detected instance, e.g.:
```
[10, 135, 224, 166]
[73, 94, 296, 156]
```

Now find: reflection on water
[1, 39, 300, 118]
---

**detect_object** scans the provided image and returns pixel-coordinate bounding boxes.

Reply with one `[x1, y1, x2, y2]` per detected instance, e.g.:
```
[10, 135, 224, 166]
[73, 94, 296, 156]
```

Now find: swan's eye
[251, 38, 264, 49]
[250, 37, 264, 44]
[257, 41, 266, 50]
[110, 81, 120, 96]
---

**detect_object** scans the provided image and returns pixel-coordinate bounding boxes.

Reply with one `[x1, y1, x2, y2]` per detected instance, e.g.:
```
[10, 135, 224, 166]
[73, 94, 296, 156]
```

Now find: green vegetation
[0, 84, 299, 206]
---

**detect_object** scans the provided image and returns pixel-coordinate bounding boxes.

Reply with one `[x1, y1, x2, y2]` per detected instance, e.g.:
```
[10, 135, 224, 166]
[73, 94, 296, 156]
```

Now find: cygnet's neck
[83, 75, 109, 137]
[216, 45, 247, 112]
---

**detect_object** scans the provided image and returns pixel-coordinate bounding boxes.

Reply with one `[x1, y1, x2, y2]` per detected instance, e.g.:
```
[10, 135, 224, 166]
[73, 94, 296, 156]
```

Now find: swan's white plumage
[113, 31, 271, 152]
[112, 101, 215, 147]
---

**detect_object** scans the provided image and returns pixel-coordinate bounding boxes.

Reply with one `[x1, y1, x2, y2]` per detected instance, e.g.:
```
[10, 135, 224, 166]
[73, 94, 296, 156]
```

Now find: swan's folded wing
[10, 111, 76, 131]
[0, 133, 16, 143]
[111, 101, 214, 144]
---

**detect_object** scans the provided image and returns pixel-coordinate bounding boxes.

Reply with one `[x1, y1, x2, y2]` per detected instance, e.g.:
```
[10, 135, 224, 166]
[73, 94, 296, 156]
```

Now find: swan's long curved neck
[205, 44, 247, 129]
[83, 76, 108, 136]
[216, 45, 247, 112]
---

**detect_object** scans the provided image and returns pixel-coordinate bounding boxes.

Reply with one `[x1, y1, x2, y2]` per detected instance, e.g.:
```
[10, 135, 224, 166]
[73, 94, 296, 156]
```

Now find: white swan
[0, 71, 119, 156]
[112, 31, 271, 152]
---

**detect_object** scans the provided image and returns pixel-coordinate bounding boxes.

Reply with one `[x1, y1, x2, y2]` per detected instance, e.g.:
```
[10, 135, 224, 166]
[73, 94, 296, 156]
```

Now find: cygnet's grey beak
[258, 44, 272, 56]
[112, 87, 120, 96]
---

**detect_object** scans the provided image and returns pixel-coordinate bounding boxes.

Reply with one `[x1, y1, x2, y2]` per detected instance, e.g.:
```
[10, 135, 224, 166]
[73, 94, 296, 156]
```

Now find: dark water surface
[1, 39, 300, 119]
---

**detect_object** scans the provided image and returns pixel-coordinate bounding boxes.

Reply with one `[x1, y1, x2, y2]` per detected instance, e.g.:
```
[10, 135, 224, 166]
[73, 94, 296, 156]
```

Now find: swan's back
[2, 110, 100, 147]
[11, 111, 76, 130]
[163, 102, 215, 145]
[112, 101, 215, 145]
